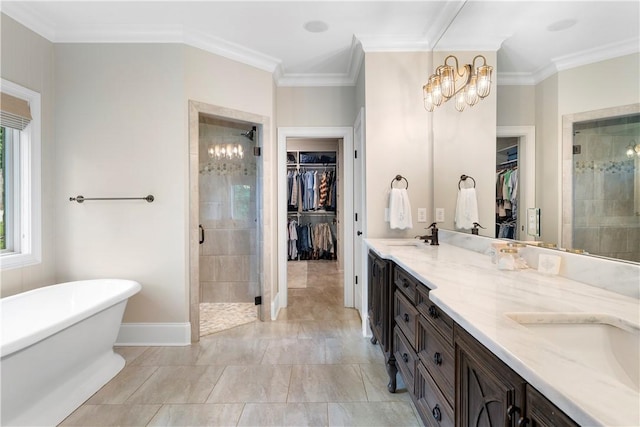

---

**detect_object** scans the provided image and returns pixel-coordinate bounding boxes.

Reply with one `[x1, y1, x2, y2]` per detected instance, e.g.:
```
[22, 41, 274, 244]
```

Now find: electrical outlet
[417, 208, 427, 223]
[435, 208, 445, 222]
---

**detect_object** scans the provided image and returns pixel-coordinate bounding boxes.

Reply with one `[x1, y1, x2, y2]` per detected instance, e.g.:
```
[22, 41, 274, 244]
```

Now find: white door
[353, 108, 366, 322]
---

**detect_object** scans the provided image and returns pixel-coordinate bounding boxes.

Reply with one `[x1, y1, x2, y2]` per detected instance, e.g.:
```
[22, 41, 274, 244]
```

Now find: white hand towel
[455, 188, 479, 230]
[389, 188, 413, 230]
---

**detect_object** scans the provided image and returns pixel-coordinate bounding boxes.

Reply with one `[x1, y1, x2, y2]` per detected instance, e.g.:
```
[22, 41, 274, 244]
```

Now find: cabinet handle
[402, 353, 409, 363]
[518, 417, 530, 427]
[403, 313, 410, 322]
[432, 405, 442, 422]
[402, 279, 409, 288]
[199, 224, 205, 244]
[428, 305, 439, 319]
[433, 352, 442, 366]
[507, 405, 521, 421]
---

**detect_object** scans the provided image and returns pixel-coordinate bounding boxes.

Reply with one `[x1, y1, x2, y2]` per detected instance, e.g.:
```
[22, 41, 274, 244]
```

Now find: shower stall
[198, 116, 260, 336]
[572, 113, 640, 262]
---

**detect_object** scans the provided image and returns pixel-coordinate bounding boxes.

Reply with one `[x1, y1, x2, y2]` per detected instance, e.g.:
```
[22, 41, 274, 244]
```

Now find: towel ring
[390, 174, 409, 189]
[458, 174, 476, 189]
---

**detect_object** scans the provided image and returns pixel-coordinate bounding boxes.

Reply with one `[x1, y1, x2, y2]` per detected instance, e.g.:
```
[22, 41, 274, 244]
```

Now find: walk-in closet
[496, 137, 519, 239]
[285, 138, 342, 292]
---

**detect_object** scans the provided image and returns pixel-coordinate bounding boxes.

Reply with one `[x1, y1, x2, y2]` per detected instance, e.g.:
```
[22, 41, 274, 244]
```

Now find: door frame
[276, 127, 354, 317]
[188, 101, 270, 342]
[353, 108, 368, 336]
[497, 126, 536, 240]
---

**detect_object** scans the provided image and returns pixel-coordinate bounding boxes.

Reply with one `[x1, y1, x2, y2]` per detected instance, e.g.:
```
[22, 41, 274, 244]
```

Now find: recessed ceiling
[2, 1, 638, 87]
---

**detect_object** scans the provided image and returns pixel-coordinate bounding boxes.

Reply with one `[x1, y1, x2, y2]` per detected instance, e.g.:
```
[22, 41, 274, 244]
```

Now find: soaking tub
[1, 279, 141, 426]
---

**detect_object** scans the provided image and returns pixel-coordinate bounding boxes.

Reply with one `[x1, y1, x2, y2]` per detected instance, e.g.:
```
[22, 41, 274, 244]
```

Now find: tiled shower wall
[573, 128, 640, 262]
[199, 121, 257, 303]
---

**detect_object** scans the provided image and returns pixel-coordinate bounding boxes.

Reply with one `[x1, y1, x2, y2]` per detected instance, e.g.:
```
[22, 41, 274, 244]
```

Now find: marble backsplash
[439, 230, 640, 299]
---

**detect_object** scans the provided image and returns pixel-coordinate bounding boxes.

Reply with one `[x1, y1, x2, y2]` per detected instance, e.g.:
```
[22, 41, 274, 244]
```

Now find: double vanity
[365, 231, 639, 427]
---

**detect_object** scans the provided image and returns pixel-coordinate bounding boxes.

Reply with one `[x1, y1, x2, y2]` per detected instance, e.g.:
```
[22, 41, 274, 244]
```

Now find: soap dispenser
[428, 222, 439, 246]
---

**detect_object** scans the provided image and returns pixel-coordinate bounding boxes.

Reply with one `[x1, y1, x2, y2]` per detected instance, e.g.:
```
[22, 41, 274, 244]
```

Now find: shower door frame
[188, 101, 271, 343]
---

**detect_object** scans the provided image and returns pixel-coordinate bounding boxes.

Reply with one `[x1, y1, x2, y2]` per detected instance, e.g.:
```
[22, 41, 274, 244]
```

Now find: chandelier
[208, 143, 244, 160]
[423, 54, 493, 112]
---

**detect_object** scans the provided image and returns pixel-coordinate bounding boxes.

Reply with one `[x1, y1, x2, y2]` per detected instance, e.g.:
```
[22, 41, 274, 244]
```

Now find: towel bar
[458, 175, 476, 189]
[69, 195, 155, 203]
[390, 175, 409, 189]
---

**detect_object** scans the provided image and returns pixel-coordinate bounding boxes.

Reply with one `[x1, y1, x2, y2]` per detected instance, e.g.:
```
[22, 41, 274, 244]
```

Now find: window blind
[1, 91, 33, 131]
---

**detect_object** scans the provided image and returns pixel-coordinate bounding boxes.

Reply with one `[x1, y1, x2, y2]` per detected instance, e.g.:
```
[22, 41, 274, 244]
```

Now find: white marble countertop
[365, 238, 640, 427]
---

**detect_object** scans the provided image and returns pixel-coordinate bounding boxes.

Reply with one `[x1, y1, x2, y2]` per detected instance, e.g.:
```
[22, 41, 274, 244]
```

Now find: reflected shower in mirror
[572, 113, 640, 262]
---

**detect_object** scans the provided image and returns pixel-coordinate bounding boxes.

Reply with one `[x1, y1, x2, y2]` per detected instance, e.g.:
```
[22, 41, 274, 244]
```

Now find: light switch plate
[435, 208, 445, 222]
[417, 208, 427, 223]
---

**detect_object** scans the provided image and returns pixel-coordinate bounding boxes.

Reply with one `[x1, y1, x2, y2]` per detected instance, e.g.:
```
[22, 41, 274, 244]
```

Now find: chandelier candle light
[423, 54, 493, 112]
[208, 142, 244, 160]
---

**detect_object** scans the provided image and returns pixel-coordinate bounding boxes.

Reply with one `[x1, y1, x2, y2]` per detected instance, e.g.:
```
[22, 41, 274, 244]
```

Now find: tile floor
[60, 260, 420, 426]
[200, 303, 258, 337]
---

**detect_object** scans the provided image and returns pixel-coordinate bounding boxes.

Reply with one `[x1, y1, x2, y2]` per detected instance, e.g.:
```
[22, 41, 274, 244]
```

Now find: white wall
[54, 43, 187, 323]
[363, 51, 433, 238]
[0, 14, 56, 296]
[276, 86, 356, 127]
[497, 85, 535, 127]
[432, 51, 498, 236]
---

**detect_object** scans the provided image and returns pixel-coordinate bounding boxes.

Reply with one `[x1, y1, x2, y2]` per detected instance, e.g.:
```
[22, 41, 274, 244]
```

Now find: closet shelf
[497, 144, 518, 153]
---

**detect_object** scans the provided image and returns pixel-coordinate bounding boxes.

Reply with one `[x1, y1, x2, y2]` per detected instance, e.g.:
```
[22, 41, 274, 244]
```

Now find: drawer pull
[402, 279, 409, 288]
[432, 404, 442, 422]
[403, 313, 410, 322]
[402, 353, 409, 363]
[428, 305, 439, 319]
[433, 351, 442, 366]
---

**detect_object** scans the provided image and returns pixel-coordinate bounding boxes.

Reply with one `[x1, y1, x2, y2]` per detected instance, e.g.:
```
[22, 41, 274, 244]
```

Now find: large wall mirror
[431, 1, 639, 264]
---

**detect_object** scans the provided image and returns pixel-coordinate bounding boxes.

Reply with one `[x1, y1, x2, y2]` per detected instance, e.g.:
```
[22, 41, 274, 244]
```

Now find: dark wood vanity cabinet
[455, 325, 526, 427]
[368, 251, 580, 427]
[523, 384, 579, 427]
[367, 250, 397, 392]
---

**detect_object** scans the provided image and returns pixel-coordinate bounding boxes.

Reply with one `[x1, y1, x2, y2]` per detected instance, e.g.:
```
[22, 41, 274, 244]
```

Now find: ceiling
[2, 1, 639, 87]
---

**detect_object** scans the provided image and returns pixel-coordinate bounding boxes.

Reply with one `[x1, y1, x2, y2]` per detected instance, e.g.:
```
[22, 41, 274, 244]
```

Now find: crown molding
[1, 2, 57, 40]
[183, 28, 280, 73]
[498, 37, 640, 86]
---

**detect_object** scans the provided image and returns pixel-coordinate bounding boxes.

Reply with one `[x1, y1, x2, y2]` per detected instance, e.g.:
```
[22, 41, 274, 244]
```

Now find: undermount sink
[384, 240, 425, 247]
[505, 312, 640, 392]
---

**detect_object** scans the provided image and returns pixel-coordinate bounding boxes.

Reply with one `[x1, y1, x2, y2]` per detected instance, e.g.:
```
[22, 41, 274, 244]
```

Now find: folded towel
[389, 188, 413, 230]
[455, 188, 479, 230]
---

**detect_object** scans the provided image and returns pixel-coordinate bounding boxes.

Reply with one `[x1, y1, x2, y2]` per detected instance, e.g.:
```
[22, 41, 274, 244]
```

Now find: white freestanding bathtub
[1, 279, 141, 426]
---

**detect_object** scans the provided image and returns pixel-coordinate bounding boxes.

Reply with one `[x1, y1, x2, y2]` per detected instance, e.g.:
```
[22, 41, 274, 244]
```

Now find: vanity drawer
[415, 362, 454, 427]
[394, 266, 417, 304]
[393, 326, 416, 394]
[394, 292, 418, 348]
[417, 315, 454, 406]
[417, 285, 454, 344]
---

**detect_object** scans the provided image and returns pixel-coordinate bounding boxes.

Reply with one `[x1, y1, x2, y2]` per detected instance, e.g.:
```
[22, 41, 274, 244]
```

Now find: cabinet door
[524, 384, 579, 427]
[367, 251, 390, 351]
[456, 327, 525, 427]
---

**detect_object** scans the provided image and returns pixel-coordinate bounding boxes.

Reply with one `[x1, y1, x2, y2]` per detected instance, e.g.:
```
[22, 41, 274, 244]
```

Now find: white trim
[277, 127, 354, 311]
[497, 126, 536, 241]
[115, 322, 191, 346]
[0, 79, 42, 270]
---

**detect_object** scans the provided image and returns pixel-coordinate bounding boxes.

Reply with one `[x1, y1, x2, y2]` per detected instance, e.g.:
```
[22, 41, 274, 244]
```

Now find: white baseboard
[115, 322, 191, 346]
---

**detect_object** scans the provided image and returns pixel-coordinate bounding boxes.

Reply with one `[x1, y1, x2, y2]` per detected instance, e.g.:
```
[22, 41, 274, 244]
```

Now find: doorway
[276, 127, 354, 319]
[496, 126, 536, 241]
[188, 101, 270, 342]
[198, 116, 259, 336]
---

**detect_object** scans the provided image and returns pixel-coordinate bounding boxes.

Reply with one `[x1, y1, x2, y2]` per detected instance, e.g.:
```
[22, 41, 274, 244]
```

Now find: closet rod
[69, 195, 155, 203]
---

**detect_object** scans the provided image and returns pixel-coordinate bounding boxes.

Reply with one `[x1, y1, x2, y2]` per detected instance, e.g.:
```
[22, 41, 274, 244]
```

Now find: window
[0, 80, 41, 269]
